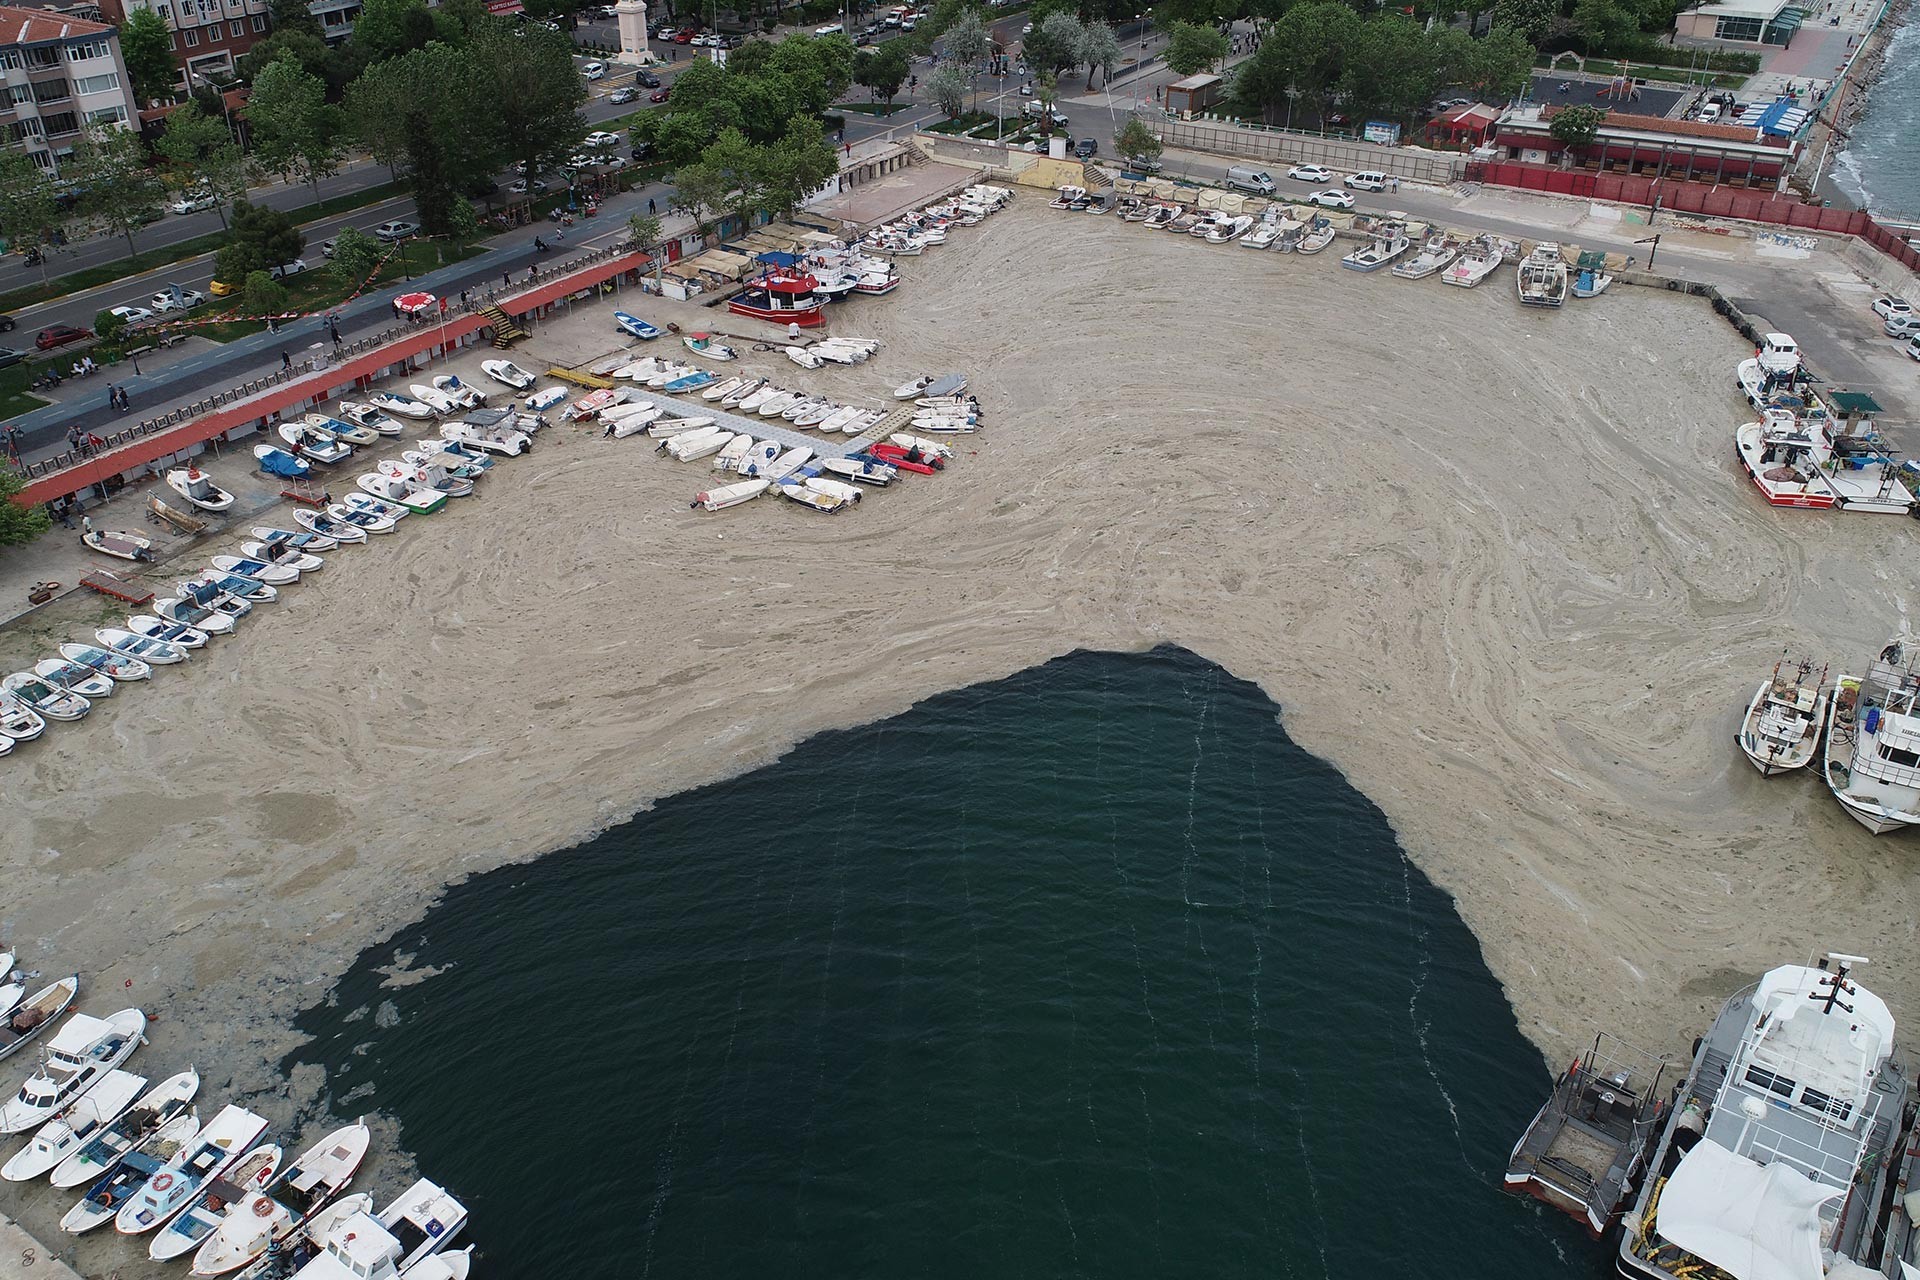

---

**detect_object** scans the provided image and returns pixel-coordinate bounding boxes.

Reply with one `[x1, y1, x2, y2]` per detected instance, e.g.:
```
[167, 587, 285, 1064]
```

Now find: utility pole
[1634, 232, 1661, 268]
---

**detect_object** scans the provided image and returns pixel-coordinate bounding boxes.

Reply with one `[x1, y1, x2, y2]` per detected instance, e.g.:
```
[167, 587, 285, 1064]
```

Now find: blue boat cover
[257, 448, 310, 478]
[753, 250, 802, 267]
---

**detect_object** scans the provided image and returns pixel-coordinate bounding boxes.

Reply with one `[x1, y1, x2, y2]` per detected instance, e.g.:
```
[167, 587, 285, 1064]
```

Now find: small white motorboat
[645, 418, 707, 439]
[889, 434, 954, 458]
[96, 628, 188, 665]
[736, 440, 782, 476]
[714, 435, 754, 471]
[668, 430, 735, 463]
[1440, 234, 1507, 288]
[1341, 230, 1412, 273]
[703, 376, 746, 402]
[757, 391, 802, 417]
[841, 409, 884, 436]
[113, 1103, 268, 1236]
[1241, 219, 1282, 250]
[58, 1108, 202, 1233]
[439, 422, 529, 457]
[30, 658, 115, 699]
[414, 440, 494, 473]
[58, 642, 153, 682]
[3, 1068, 149, 1183]
[211, 554, 299, 586]
[737, 384, 780, 413]
[777, 481, 849, 512]
[692, 478, 771, 511]
[294, 510, 371, 543]
[305, 414, 378, 447]
[249, 525, 337, 553]
[1391, 234, 1462, 280]
[50, 1068, 199, 1190]
[375, 1178, 469, 1268]
[241, 541, 325, 574]
[805, 476, 862, 504]
[0, 694, 45, 744]
[1737, 656, 1829, 775]
[822, 457, 896, 486]
[128, 617, 211, 650]
[336, 403, 405, 436]
[166, 468, 234, 512]
[375, 460, 473, 499]
[785, 345, 823, 370]
[684, 333, 737, 361]
[193, 1192, 370, 1278]
[409, 384, 462, 415]
[152, 596, 238, 635]
[356, 474, 446, 515]
[430, 375, 487, 408]
[278, 424, 351, 465]
[526, 387, 567, 412]
[723, 378, 765, 409]
[0, 977, 78, 1063]
[147, 1143, 283, 1261]
[782, 396, 827, 422]
[481, 359, 535, 390]
[793, 401, 838, 428]
[81, 527, 155, 562]
[338, 495, 406, 528]
[190, 571, 275, 604]
[762, 446, 814, 482]
[893, 375, 934, 399]
[0, 1008, 147, 1135]
[369, 392, 436, 420]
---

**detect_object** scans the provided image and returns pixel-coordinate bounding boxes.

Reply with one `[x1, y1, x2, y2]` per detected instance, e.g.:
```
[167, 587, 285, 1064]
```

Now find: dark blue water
[1836, 5, 1920, 220]
[291, 647, 1608, 1277]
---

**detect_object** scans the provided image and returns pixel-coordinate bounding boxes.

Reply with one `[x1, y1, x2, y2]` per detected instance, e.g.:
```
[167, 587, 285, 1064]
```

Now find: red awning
[486, 0, 525, 13]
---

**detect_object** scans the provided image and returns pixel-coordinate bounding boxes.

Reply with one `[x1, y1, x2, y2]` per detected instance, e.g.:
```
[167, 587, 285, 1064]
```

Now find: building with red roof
[0, 3, 139, 176]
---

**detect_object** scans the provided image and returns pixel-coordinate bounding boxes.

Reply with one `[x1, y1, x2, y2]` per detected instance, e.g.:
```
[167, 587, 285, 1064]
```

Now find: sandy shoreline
[8, 200, 1920, 1272]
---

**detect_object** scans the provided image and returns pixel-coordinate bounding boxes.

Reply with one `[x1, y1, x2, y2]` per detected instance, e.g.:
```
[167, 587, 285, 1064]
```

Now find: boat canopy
[1657, 1140, 1839, 1280]
[45, 1013, 112, 1056]
[1743, 964, 1894, 1107]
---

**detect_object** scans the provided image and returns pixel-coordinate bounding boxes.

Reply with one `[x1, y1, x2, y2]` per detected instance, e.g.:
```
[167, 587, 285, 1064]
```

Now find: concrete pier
[0, 1212, 83, 1280]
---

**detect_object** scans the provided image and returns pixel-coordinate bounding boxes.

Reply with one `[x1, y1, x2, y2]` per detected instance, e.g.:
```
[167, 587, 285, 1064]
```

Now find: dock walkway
[0, 1212, 82, 1280]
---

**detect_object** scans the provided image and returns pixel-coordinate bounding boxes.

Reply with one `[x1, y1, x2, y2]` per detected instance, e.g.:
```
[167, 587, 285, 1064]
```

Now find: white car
[814, 21, 842, 33]
[1872, 295, 1913, 322]
[1287, 164, 1333, 183]
[269, 258, 308, 280]
[581, 60, 606, 80]
[108, 304, 154, 326]
[1886, 314, 1920, 339]
[168, 192, 218, 215]
[584, 130, 620, 148]
[508, 178, 549, 195]
[1907, 334, 1920, 363]
[609, 86, 637, 103]
[1306, 189, 1354, 209]
[149, 288, 207, 312]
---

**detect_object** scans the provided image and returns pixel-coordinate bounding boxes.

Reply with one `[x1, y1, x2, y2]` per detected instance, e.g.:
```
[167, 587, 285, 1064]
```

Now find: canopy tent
[1657, 1141, 1841, 1280]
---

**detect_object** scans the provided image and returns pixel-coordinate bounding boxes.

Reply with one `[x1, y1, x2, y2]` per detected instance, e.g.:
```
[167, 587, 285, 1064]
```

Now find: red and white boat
[728, 271, 827, 328]
[565, 388, 622, 421]
[1734, 408, 1835, 509]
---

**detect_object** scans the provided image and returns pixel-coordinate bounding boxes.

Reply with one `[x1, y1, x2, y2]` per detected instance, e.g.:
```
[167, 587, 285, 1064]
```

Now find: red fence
[1466, 161, 1920, 274]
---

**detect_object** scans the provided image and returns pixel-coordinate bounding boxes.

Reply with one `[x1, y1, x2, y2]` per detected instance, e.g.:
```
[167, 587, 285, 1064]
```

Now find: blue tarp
[1754, 98, 1807, 136]
[257, 448, 309, 478]
[753, 250, 802, 267]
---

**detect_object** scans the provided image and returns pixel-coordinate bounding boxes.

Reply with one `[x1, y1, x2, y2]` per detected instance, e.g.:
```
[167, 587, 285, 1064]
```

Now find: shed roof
[1169, 73, 1221, 91]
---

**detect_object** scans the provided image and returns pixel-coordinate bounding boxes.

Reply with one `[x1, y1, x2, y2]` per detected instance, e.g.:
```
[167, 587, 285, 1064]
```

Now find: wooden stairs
[482, 305, 530, 348]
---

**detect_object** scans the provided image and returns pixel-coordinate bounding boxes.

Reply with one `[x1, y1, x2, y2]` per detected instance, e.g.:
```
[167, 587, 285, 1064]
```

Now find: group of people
[67, 355, 97, 379]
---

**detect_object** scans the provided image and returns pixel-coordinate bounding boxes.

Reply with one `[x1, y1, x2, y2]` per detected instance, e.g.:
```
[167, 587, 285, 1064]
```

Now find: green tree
[446, 196, 480, 249]
[942, 8, 993, 70]
[668, 160, 733, 235]
[1115, 114, 1163, 164]
[94, 308, 128, 344]
[248, 60, 344, 197]
[1572, 0, 1637, 51]
[242, 269, 292, 319]
[346, 45, 494, 235]
[472, 22, 587, 201]
[215, 198, 305, 285]
[69, 127, 162, 260]
[269, 0, 321, 36]
[926, 64, 968, 118]
[1490, 0, 1554, 43]
[0, 469, 52, 548]
[1462, 26, 1537, 101]
[1152, 0, 1232, 27]
[120, 9, 178, 107]
[326, 225, 382, 289]
[1163, 20, 1228, 75]
[756, 115, 837, 219]
[236, 28, 335, 83]
[1081, 20, 1121, 88]
[1023, 11, 1086, 75]
[1550, 101, 1605, 148]
[347, 0, 442, 65]
[1336, 14, 1437, 121]
[855, 43, 910, 102]
[1252, 2, 1358, 117]
[154, 105, 249, 230]
[626, 211, 662, 248]
[0, 151, 61, 280]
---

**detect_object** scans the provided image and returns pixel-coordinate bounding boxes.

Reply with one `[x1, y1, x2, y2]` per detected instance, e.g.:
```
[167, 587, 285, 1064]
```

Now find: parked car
[631, 141, 655, 161]
[638, 70, 661, 87]
[1872, 294, 1913, 322]
[0, 347, 25, 370]
[35, 324, 91, 351]
[0, 314, 15, 333]
[1287, 164, 1334, 183]
[1072, 137, 1098, 159]
[609, 86, 638, 103]
[149, 287, 207, 312]
[649, 87, 671, 103]
[654, 26, 677, 39]
[585, 130, 621, 148]
[169, 191, 218, 215]
[1021, 101, 1068, 127]
[674, 28, 694, 41]
[814, 21, 843, 33]
[1908, 333, 1920, 363]
[1343, 170, 1388, 191]
[507, 177, 549, 195]
[1306, 188, 1354, 209]
[1225, 166, 1275, 195]
[1885, 314, 1920, 339]
[108, 304, 154, 326]
[581, 60, 605, 80]
[269, 258, 308, 280]
[374, 219, 420, 241]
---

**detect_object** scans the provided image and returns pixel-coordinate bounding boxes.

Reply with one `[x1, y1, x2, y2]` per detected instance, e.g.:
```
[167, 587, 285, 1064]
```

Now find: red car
[674, 28, 694, 41]
[35, 324, 91, 351]
[649, 86, 670, 103]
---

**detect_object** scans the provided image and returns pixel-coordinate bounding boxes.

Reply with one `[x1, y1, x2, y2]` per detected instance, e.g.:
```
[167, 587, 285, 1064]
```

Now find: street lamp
[1284, 87, 1299, 131]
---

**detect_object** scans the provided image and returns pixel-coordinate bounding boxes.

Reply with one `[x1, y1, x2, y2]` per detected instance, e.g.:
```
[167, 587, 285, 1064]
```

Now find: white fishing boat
[785, 345, 823, 369]
[439, 421, 529, 457]
[340, 493, 409, 525]
[286, 1210, 469, 1280]
[762, 446, 813, 482]
[95, 628, 188, 666]
[608, 412, 664, 440]
[375, 460, 472, 499]
[1516, 243, 1569, 308]
[892, 375, 934, 400]
[415, 440, 494, 473]
[336, 403, 405, 436]
[669, 430, 735, 463]
[888, 433, 954, 459]
[713, 435, 754, 471]
[48, 1068, 198, 1189]
[723, 378, 766, 409]
[757, 390, 802, 417]
[1734, 409, 1834, 509]
[60, 1108, 202, 1233]
[356, 474, 446, 515]
[525, 387, 566, 411]
[777, 480, 849, 512]
[737, 384, 780, 413]
[684, 333, 736, 361]
[1823, 636, 1920, 833]
[369, 392, 435, 420]
[241, 541, 325, 574]
[736, 441, 782, 476]
[1391, 234, 1461, 280]
[841, 409, 884, 435]
[0, 694, 46, 744]
[30, 657, 114, 699]
[81, 526, 154, 562]
[782, 396, 827, 422]
[822, 457, 896, 486]
[0, 977, 79, 1063]
[294, 509, 374, 542]
[306, 414, 377, 447]
[1440, 234, 1505, 288]
[1240, 218, 1281, 250]
[215, 1193, 371, 1280]
[702, 376, 745, 402]
[1573, 267, 1613, 297]
[278, 424, 352, 466]
[480, 359, 535, 390]
[185, 570, 274, 604]
[1737, 655, 1828, 775]
[429, 375, 486, 408]
[148, 1143, 282, 1261]
[646, 417, 713, 439]
[1203, 214, 1254, 244]
[792, 401, 837, 428]
[405, 384, 459, 416]
[815, 407, 858, 434]
[58, 642, 152, 682]
[314, 504, 389, 534]
[805, 476, 862, 504]
[115, 1103, 268, 1235]
[374, 1178, 468, 1268]
[0, 1009, 147, 1135]
[152, 595, 238, 635]
[211, 554, 300, 586]
[1296, 218, 1337, 255]
[166, 467, 234, 512]
[250, 525, 338, 553]
[128, 616, 210, 650]
[692, 478, 771, 511]
[1341, 227, 1411, 272]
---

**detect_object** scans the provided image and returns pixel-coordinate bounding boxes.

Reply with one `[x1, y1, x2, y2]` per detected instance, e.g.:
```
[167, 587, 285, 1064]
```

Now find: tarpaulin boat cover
[258, 450, 307, 478]
[1657, 1141, 1841, 1280]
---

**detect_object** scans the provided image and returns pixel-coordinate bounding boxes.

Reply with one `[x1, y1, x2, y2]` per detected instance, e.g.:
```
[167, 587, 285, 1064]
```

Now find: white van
[1343, 170, 1388, 191]
[1225, 166, 1275, 195]
[1699, 101, 1723, 123]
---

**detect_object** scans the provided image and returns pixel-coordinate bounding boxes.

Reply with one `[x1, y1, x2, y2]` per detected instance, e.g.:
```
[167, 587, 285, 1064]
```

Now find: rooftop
[0, 3, 110, 41]
[1684, 0, 1794, 19]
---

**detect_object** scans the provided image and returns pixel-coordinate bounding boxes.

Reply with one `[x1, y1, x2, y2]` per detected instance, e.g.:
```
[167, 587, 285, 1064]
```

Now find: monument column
[616, 0, 650, 63]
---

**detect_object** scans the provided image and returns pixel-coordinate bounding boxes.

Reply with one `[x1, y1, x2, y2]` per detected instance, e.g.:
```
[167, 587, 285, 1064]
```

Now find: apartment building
[96, 0, 270, 98]
[0, 5, 139, 175]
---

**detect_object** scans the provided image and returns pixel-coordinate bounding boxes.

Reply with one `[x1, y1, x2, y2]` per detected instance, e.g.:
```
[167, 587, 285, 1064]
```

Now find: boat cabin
[1755, 331, 1801, 375]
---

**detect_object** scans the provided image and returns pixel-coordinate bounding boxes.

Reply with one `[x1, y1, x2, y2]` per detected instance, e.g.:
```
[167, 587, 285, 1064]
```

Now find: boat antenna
[1810, 953, 1869, 1016]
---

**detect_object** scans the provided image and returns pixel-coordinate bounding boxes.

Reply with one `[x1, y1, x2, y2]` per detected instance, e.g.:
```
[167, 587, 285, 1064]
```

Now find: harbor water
[291, 647, 1611, 1277]
[1835, 2, 1920, 221]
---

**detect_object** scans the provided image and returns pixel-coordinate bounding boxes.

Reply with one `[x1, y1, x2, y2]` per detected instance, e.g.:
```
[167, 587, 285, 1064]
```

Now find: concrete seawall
[0, 1213, 83, 1280]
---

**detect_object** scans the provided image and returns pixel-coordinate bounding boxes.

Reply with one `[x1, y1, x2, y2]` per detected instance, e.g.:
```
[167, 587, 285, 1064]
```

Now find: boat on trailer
[1505, 1031, 1668, 1238]
[1736, 653, 1828, 775]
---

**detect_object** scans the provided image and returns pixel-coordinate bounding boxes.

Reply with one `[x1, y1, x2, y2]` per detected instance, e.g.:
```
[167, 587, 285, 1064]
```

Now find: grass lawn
[0, 362, 50, 418]
[0, 181, 407, 317]
[1539, 55, 1746, 89]
[925, 111, 997, 135]
[835, 100, 909, 115]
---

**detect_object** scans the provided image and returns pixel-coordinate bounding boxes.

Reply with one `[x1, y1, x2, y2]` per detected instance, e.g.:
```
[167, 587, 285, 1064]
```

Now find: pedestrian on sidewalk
[504, 270, 512, 288]
[281, 350, 292, 371]
[648, 197, 656, 215]
[103, 384, 116, 413]
[67, 425, 82, 451]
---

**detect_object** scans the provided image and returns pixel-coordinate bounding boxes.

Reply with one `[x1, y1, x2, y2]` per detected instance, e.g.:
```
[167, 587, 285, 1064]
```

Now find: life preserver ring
[253, 1198, 275, 1217]
[150, 1172, 174, 1191]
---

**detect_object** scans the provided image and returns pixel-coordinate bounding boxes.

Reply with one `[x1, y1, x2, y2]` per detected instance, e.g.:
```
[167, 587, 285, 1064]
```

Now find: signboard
[1363, 120, 1401, 146]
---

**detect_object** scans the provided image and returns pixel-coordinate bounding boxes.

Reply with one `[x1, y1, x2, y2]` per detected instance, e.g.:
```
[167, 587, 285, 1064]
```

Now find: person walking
[648, 197, 656, 215]
[281, 350, 293, 371]
[104, 384, 116, 412]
